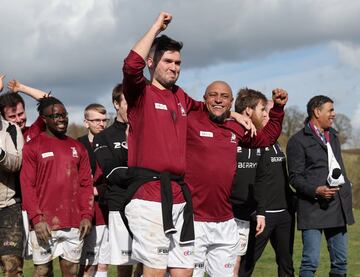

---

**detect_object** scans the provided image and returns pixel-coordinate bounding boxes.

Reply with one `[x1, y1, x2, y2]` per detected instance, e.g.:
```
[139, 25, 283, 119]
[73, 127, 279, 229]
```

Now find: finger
[0, 75, 5, 80]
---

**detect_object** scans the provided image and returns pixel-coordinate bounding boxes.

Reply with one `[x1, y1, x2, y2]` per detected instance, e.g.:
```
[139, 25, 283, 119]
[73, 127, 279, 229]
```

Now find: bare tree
[283, 106, 306, 138]
[333, 113, 352, 145]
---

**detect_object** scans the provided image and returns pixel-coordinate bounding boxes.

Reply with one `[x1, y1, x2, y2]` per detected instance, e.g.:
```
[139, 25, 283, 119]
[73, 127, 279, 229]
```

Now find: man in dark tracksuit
[239, 142, 295, 277]
[287, 95, 354, 277]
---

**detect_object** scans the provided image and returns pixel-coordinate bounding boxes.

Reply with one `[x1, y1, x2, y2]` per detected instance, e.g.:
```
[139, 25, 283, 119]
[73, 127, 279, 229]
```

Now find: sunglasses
[44, 112, 68, 120]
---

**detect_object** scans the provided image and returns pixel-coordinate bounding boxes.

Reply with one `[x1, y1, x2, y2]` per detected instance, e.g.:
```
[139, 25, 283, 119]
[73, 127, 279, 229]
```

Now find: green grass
[16, 210, 360, 277]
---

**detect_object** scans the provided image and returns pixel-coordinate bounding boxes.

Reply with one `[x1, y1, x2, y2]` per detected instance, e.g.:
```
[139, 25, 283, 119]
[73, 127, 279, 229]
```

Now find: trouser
[299, 226, 348, 277]
[239, 210, 295, 277]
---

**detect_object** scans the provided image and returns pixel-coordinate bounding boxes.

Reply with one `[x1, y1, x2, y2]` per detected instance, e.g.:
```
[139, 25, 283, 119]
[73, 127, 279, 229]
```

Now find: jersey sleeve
[241, 104, 284, 148]
[122, 50, 147, 108]
[20, 143, 43, 224]
[253, 149, 269, 216]
[77, 145, 94, 221]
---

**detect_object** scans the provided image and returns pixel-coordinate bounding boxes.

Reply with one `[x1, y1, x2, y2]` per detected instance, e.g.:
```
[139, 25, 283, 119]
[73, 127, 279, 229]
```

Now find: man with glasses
[78, 103, 111, 277]
[20, 96, 93, 277]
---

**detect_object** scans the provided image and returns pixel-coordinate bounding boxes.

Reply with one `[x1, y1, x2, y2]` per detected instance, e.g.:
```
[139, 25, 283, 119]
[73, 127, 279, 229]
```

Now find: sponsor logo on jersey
[271, 156, 285, 163]
[154, 103, 168, 110]
[200, 131, 213, 138]
[113, 141, 127, 149]
[41, 152, 54, 158]
[71, 147, 78, 158]
[194, 262, 204, 269]
[157, 247, 169, 255]
[121, 250, 132, 256]
[178, 102, 187, 116]
[230, 132, 237, 143]
[237, 146, 242, 153]
[238, 162, 257, 169]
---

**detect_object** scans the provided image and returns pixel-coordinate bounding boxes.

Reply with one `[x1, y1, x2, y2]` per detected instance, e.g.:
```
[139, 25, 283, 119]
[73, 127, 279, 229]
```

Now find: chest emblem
[71, 147, 78, 158]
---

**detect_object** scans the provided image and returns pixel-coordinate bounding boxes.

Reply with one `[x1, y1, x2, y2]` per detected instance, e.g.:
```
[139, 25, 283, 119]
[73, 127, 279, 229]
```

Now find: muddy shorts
[0, 203, 24, 257]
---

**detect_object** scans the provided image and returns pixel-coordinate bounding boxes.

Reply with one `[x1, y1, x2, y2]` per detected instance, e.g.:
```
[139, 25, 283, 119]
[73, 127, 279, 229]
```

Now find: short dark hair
[150, 35, 183, 63]
[306, 95, 333, 123]
[235, 88, 267, 113]
[0, 92, 25, 117]
[112, 83, 124, 103]
[37, 96, 64, 115]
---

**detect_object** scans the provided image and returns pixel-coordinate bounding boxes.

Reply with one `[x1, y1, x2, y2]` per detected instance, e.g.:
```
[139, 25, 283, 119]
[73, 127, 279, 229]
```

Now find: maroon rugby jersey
[20, 132, 94, 230]
[123, 50, 202, 203]
[185, 106, 284, 222]
[23, 116, 45, 142]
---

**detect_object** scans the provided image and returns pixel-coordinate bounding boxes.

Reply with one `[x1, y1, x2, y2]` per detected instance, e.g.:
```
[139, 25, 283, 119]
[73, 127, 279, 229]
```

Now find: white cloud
[333, 42, 360, 70]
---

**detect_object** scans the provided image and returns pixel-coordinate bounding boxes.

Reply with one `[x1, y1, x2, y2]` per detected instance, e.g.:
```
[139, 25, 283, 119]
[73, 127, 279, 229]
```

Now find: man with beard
[185, 81, 287, 277]
[20, 96, 93, 277]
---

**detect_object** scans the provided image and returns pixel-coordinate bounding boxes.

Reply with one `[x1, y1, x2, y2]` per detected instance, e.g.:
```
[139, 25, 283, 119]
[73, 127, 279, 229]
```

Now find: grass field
[18, 210, 359, 277]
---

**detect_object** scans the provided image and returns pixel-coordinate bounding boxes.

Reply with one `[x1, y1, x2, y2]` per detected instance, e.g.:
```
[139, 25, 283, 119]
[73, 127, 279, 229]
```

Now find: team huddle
[0, 12, 354, 277]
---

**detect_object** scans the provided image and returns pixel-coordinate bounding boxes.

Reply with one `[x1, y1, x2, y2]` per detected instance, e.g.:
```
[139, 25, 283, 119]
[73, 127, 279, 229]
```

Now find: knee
[34, 263, 53, 277]
[96, 263, 108, 272]
[1, 255, 23, 277]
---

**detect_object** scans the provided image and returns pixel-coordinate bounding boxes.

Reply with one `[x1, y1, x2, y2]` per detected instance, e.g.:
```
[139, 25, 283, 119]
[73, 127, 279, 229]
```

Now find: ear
[314, 108, 321, 119]
[203, 94, 207, 101]
[147, 57, 154, 68]
[245, 107, 253, 117]
[113, 100, 120, 111]
[83, 119, 89, 129]
[40, 114, 47, 124]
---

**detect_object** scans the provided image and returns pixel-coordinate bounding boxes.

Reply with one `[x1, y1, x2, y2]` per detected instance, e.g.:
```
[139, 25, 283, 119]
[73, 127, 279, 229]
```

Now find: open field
[16, 209, 359, 277]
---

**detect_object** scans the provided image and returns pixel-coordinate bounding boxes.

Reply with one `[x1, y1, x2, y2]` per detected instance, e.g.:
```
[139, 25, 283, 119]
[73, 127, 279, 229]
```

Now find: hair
[0, 92, 25, 117]
[84, 103, 106, 118]
[112, 83, 124, 103]
[37, 96, 64, 115]
[149, 35, 183, 63]
[234, 88, 267, 113]
[305, 95, 333, 123]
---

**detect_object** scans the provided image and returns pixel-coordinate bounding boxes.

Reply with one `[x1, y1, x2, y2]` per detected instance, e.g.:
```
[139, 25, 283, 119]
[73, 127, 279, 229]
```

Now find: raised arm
[7, 80, 49, 100]
[0, 74, 5, 92]
[242, 88, 288, 148]
[132, 12, 172, 60]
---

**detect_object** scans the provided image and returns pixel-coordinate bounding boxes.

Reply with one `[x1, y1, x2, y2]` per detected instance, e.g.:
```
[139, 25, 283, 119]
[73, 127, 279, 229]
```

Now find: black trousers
[239, 210, 295, 277]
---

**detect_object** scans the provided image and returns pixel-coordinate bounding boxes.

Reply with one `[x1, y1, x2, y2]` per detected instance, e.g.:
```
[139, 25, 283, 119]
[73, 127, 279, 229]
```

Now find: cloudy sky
[1, 0, 360, 129]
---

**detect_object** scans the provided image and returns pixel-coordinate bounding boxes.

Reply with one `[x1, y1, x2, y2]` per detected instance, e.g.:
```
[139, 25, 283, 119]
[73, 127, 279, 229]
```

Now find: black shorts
[0, 203, 24, 257]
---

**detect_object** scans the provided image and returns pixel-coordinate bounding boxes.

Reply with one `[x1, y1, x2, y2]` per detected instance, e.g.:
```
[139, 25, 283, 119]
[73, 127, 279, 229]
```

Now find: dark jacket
[93, 120, 128, 211]
[286, 124, 354, 229]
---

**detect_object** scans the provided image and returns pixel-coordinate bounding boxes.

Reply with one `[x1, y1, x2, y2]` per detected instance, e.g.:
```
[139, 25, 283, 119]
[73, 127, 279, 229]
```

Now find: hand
[7, 79, 22, 93]
[255, 216, 265, 237]
[230, 111, 257, 137]
[272, 88, 288, 106]
[315, 185, 339, 200]
[79, 218, 92, 240]
[154, 12, 172, 32]
[0, 74, 5, 92]
[34, 220, 52, 243]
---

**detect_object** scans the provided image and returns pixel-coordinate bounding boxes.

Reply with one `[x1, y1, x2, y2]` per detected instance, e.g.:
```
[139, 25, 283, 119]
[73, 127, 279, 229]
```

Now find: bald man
[184, 81, 287, 277]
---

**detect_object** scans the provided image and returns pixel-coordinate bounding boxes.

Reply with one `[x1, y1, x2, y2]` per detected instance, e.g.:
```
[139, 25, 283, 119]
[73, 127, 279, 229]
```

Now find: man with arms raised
[122, 12, 204, 277]
[185, 81, 287, 277]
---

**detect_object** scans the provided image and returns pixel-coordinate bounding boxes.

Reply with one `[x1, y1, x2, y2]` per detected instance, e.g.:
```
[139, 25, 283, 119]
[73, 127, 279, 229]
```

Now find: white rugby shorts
[193, 219, 240, 277]
[108, 211, 137, 265]
[234, 218, 250, 256]
[80, 225, 110, 265]
[125, 199, 194, 269]
[30, 228, 83, 265]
